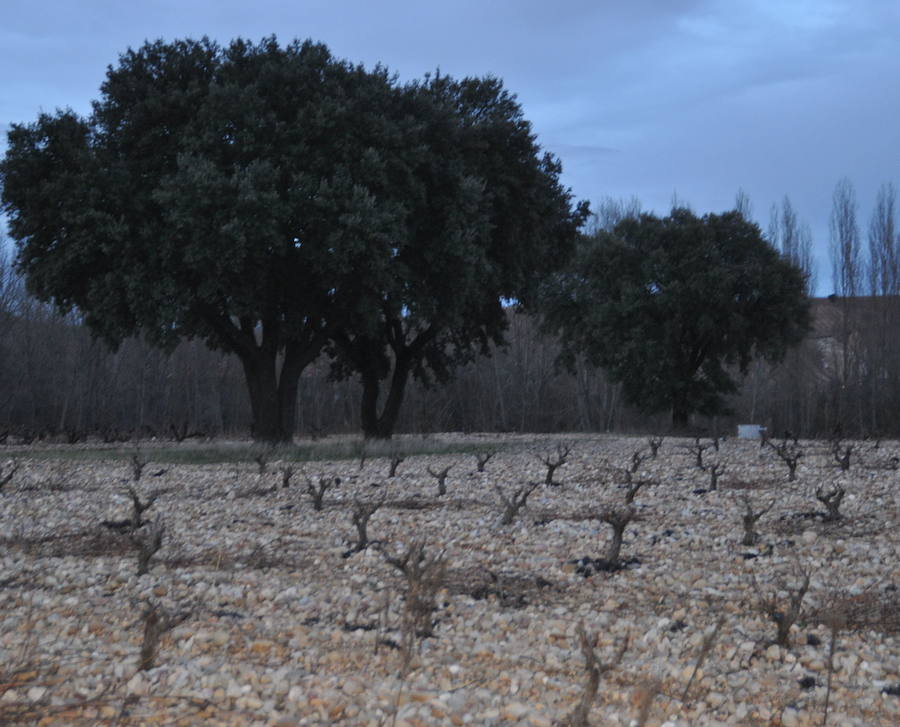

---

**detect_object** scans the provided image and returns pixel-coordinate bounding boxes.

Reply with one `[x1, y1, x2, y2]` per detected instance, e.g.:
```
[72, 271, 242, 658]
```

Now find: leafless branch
[307, 476, 340, 511]
[816, 485, 845, 522]
[127, 486, 161, 531]
[139, 602, 191, 671]
[684, 437, 710, 470]
[495, 482, 541, 525]
[709, 462, 724, 491]
[766, 438, 803, 481]
[538, 443, 571, 486]
[383, 540, 447, 643]
[388, 453, 405, 478]
[740, 495, 774, 546]
[680, 615, 725, 705]
[130, 451, 147, 482]
[130, 518, 165, 576]
[0, 460, 19, 493]
[281, 465, 294, 489]
[563, 621, 628, 727]
[350, 496, 385, 553]
[596, 506, 636, 564]
[753, 563, 811, 647]
[475, 450, 495, 473]
[426, 464, 454, 496]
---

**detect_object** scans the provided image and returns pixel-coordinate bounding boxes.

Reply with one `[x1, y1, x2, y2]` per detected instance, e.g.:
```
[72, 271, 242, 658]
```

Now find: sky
[2, 0, 899, 295]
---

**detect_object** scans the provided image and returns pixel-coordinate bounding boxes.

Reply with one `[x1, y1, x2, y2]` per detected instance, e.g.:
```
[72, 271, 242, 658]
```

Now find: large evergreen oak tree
[1, 37, 587, 440]
[541, 208, 810, 428]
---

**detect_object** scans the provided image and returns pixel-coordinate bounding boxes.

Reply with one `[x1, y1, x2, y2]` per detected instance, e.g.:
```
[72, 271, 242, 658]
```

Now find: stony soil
[0, 433, 897, 727]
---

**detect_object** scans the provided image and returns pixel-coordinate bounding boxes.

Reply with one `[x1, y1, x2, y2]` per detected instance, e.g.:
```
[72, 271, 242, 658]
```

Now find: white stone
[501, 701, 531, 720]
[27, 686, 47, 702]
[126, 673, 148, 696]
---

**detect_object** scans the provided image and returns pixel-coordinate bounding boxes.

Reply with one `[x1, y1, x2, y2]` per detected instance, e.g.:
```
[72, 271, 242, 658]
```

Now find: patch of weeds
[3, 438, 506, 466]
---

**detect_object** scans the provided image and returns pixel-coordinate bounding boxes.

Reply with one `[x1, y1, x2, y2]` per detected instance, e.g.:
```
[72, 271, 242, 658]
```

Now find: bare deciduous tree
[588, 195, 642, 234]
[769, 195, 817, 294]
[829, 178, 863, 430]
[830, 178, 862, 298]
[734, 187, 753, 220]
[868, 182, 898, 298]
[863, 183, 900, 434]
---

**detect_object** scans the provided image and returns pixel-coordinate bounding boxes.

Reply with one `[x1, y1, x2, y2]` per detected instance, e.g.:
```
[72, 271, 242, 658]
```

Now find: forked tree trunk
[335, 321, 436, 440]
[239, 340, 323, 443]
[360, 354, 412, 439]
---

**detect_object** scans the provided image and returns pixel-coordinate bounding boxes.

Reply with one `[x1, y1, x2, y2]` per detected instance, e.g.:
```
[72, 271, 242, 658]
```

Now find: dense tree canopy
[328, 73, 588, 437]
[541, 208, 811, 428]
[1, 36, 586, 440]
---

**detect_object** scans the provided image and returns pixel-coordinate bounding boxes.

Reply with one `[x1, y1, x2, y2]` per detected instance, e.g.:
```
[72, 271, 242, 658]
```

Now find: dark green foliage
[328, 74, 588, 438]
[2, 38, 393, 441]
[2, 37, 586, 441]
[541, 208, 810, 427]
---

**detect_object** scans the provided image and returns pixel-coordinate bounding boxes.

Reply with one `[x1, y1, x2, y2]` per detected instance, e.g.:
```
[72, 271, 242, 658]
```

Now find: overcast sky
[3, 0, 899, 294]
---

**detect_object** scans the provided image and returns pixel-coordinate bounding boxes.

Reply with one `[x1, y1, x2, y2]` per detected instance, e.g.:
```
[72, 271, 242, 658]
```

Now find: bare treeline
[2, 284, 899, 440]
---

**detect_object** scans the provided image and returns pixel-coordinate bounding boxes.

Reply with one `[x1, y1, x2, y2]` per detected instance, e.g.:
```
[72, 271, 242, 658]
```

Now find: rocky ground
[0, 433, 897, 726]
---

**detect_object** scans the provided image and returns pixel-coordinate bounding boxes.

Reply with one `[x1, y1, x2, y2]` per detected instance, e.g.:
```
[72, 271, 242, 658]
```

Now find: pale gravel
[0, 433, 897, 726]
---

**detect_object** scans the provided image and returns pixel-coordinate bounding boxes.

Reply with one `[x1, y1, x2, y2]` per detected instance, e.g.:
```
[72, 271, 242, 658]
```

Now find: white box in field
[738, 424, 765, 439]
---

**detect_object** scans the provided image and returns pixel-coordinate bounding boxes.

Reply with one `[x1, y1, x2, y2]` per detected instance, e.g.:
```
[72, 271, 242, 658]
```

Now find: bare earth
[1, 433, 898, 726]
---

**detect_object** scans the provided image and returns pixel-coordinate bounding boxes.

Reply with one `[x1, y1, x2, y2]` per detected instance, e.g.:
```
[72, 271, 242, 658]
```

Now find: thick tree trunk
[359, 354, 412, 439]
[238, 340, 324, 443]
[360, 367, 381, 439]
[335, 319, 436, 440]
[242, 358, 287, 442]
[672, 405, 690, 430]
[277, 341, 315, 441]
[199, 309, 325, 443]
